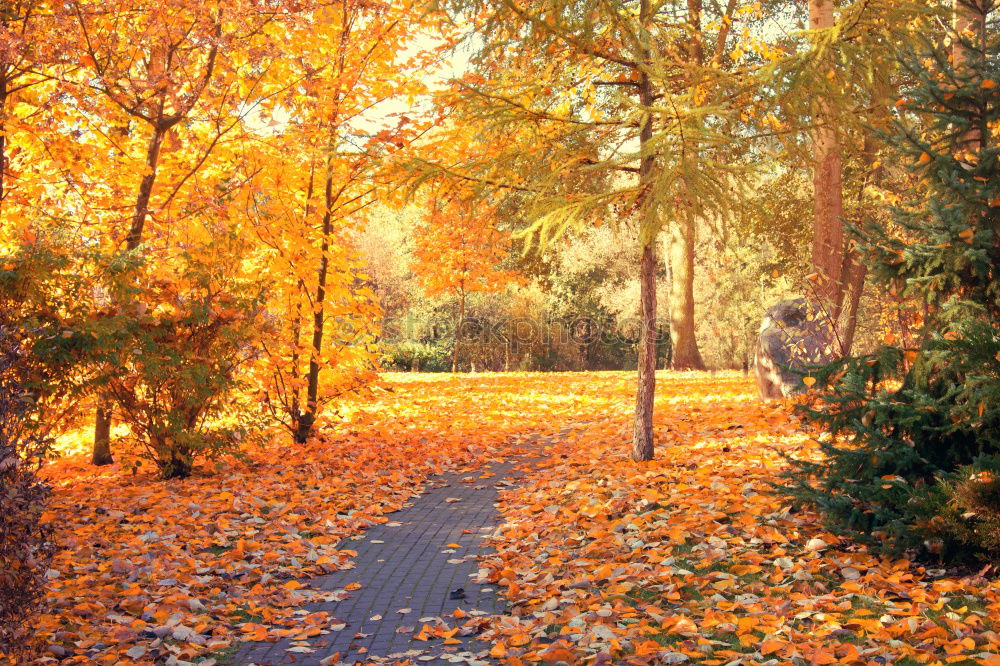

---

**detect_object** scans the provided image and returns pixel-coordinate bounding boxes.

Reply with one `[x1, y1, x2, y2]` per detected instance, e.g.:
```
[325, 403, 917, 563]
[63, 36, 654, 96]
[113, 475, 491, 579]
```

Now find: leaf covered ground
[17, 372, 1000, 665]
[475, 374, 1000, 665]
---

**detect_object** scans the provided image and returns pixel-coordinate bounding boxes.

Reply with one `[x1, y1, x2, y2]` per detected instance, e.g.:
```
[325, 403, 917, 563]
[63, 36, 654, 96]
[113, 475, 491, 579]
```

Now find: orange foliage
[412, 194, 519, 299]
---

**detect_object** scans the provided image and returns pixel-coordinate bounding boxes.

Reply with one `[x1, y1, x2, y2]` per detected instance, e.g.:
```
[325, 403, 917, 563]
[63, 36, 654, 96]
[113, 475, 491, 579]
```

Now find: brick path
[235, 458, 530, 665]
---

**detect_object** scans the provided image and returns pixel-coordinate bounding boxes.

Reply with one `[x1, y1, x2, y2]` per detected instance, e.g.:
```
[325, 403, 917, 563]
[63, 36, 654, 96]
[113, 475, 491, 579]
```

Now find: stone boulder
[755, 298, 836, 399]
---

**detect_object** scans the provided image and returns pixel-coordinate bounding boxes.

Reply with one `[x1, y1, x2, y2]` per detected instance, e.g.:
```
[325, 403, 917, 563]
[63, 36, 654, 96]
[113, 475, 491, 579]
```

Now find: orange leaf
[761, 638, 784, 655]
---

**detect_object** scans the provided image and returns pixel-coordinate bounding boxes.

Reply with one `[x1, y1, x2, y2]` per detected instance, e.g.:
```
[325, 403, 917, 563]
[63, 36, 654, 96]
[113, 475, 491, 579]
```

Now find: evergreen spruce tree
[786, 1, 1000, 560]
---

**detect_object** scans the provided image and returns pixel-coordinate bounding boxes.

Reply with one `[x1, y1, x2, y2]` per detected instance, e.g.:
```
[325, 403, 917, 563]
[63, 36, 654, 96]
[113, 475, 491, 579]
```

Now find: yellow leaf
[982, 79, 996, 89]
[802, 376, 817, 388]
[917, 152, 932, 165]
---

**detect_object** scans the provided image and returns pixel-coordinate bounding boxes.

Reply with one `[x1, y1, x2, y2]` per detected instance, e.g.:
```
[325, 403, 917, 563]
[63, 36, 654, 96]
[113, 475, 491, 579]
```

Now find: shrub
[383, 341, 452, 372]
[0, 320, 56, 658]
[0, 234, 100, 438]
[2, 227, 269, 479]
[97, 239, 270, 479]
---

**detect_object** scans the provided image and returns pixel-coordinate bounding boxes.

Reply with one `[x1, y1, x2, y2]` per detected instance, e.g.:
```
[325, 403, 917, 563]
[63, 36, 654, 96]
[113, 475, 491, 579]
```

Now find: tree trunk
[632, 0, 657, 462]
[452, 289, 466, 373]
[159, 444, 192, 479]
[289, 298, 303, 435]
[289, 167, 314, 440]
[953, 1, 986, 68]
[92, 120, 167, 464]
[92, 407, 114, 465]
[125, 124, 167, 251]
[668, 216, 705, 370]
[839, 78, 887, 356]
[633, 240, 657, 462]
[0, 72, 7, 215]
[298, 153, 336, 444]
[954, 0, 985, 152]
[809, 0, 845, 315]
[840, 262, 866, 354]
[665, 0, 707, 372]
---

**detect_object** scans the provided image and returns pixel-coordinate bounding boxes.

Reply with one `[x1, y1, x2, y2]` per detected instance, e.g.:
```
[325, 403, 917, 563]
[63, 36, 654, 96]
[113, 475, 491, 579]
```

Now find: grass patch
[202, 642, 242, 665]
[227, 605, 265, 624]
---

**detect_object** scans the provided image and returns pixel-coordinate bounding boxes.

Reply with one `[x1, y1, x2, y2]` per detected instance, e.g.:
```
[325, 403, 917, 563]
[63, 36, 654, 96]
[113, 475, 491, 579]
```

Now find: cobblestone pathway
[236, 458, 530, 665]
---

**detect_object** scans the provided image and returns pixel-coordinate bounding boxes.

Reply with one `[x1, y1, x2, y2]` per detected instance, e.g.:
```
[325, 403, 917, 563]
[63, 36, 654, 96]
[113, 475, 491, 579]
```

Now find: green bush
[382, 341, 452, 372]
[935, 458, 1000, 557]
[3, 227, 269, 479]
[787, 327, 1000, 557]
[96, 238, 270, 479]
[0, 235, 102, 437]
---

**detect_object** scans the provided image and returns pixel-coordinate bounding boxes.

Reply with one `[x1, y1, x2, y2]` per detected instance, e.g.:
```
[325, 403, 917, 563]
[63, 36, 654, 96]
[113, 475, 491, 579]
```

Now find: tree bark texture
[452, 289, 466, 373]
[632, 0, 657, 462]
[633, 240, 657, 462]
[297, 153, 336, 444]
[668, 216, 705, 370]
[667, 0, 706, 371]
[954, 0, 986, 152]
[809, 0, 845, 314]
[92, 407, 114, 465]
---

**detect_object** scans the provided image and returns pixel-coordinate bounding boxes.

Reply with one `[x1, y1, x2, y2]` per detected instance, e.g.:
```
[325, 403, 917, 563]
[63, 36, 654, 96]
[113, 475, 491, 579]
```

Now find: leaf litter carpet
[19, 372, 1000, 665]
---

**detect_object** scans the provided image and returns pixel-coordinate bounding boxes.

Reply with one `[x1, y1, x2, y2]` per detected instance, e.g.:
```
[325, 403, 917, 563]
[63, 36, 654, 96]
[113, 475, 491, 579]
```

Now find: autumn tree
[1, 1, 46, 217]
[419, 0, 762, 460]
[248, 0, 443, 443]
[0, 1, 83, 225]
[412, 194, 518, 372]
[67, 0, 304, 464]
